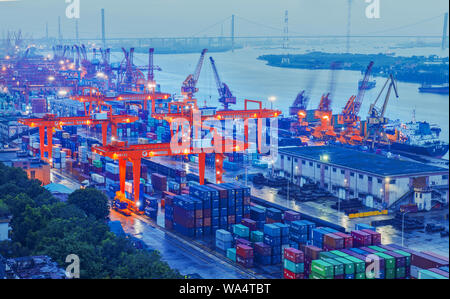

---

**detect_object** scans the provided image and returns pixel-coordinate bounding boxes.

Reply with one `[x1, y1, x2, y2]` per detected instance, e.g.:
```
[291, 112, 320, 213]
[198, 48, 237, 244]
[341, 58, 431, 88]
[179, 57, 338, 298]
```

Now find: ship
[418, 83, 449, 94]
[384, 119, 449, 158]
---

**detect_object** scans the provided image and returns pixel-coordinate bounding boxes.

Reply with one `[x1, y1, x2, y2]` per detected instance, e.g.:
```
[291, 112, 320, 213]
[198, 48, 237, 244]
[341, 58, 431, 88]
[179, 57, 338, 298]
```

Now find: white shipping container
[93, 112, 108, 120]
[105, 162, 119, 174]
[125, 181, 133, 194]
[91, 173, 105, 184]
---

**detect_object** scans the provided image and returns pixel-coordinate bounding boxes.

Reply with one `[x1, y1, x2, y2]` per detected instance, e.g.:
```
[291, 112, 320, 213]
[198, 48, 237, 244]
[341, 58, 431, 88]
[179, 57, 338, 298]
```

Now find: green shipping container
[319, 252, 340, 260]
[283, 259, 304, 274]
[226, 248, 236, 262]
[396, 267, 406, 279]
[323, 258, 344, 276]
[311, 260, 334, 278]
[335, 257, 355, 274]
[355, 272, 366, 279]
[345, 256, 365, 273]
[251, 230, 264, 242]
[386, 268, 396, 279]
[374, 252, 395, 269]
[329, 250, 349, 258]
[233, 224, 250, 238]
[309, 272, 332, 279]
[368, 245, 387, 252]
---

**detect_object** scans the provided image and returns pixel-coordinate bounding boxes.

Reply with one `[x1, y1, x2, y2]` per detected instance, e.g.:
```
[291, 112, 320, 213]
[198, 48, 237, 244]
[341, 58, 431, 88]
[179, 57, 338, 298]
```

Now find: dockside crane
[181, 49, 208, 100]
[312, 62, 341, 140]
[364, 73, 399, 148]
[338, 61, 374, 144]
[209, 56, 236, 110]
[289, 90, 311, 136]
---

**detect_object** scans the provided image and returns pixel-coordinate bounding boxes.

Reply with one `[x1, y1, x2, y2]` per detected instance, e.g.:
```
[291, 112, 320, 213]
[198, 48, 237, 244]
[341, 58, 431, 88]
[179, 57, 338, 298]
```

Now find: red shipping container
[203, 217, 211, 226]
[241, 218, 257, 231]
[351, 230, 371, 247]
[236, 244, 254, 259]
[361, 229, 381, 245]
[228, 215, 236, 224]
[284, 211, 301, 222]
[236, 255, 253, 268]
[303, 245, 322, 260]
[333, 232, 353, 248]
[323, 233, 344, 250]
[283, 268, 303, 279]
[284, 248, 304, 264]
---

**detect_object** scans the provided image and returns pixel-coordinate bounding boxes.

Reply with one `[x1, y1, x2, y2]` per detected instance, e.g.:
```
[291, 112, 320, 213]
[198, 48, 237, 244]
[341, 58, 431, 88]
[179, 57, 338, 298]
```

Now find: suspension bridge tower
[281, 10, 290, 65]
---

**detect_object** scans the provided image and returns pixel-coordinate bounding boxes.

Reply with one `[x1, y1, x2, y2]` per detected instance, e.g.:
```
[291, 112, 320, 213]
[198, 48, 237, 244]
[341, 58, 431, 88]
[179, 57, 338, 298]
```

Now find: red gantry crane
[337, 61, 374, 145]
[19, 112, 138, 162]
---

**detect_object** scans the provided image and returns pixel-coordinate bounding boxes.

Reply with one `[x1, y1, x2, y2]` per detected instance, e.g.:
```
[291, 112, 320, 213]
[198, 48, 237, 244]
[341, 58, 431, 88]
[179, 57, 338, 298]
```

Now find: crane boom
[354, 61, 374, 116]
[209, 56, 236, 110]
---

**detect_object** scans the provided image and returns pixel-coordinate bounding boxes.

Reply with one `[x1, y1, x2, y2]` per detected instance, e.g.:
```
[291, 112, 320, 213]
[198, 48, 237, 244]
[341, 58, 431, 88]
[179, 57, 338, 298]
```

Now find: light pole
[268, 96, 277, 110]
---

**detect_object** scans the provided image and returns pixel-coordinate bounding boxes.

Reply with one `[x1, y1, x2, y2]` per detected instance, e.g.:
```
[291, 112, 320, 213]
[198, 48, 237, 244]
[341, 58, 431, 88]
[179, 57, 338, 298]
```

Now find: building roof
[279, 146, 448, 177]
[44, 183, 75, 194]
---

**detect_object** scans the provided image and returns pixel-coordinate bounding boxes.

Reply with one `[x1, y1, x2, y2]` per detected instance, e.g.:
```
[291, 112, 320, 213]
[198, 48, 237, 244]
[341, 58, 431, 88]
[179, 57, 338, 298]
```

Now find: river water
[110, 38, 449, 158]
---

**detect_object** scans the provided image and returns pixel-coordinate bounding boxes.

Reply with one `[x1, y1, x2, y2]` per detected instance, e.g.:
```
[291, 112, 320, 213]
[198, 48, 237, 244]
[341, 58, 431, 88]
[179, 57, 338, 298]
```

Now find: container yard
[0, 0, 448, 285]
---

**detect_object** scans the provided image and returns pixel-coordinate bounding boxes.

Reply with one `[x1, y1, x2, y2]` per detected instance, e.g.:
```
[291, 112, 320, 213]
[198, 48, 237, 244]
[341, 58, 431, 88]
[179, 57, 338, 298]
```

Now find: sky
[0, 0, 448, 39]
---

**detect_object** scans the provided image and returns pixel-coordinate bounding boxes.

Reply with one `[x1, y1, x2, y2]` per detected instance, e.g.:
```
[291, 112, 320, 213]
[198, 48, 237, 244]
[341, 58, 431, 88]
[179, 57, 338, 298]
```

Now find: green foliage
[68, 188, 109, 220]
[0, 199, 9, 217]
[0, 162, 182, 279]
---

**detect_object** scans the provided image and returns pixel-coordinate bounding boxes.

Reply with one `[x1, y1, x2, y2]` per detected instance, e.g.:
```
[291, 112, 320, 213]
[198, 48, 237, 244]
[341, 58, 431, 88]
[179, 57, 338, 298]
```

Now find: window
[294, 158, 298, 163]
[390, 179, 396, 184]
[281, 155, 284, 160]
[359, 174, 364, 179]
[350, 172, 355, 177]
[309, 162, 313, 166]
[349, 190, 354, 196]
[302, 160, 306, 165]
[325, 166, 329, 170]
[317, 164, 321, 169]
[341, 170, 345, 175]
[368, 176, 372, 182]
[442, 175, 448, 180]
[378, 179, 382, 184]
[333, 168, 337, 172]
[287, 157, 291, 161]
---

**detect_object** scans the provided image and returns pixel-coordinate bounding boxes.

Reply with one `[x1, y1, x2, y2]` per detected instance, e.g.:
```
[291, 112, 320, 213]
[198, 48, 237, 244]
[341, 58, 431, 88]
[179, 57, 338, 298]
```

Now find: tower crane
[289, 90, 311, 136]
[312, 62, 341, 140]
[209, 56, 236, 110]
[147, 48, 162, 88]
[364, 74, 399, 148]
[338, 61, 374, 144]
[181, 49, 208, 100]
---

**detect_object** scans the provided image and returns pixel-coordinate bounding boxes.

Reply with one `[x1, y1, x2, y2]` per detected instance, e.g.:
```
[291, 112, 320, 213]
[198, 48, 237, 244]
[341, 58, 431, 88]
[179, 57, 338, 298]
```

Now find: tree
[68, 188, 109, 220]
[0, 200, 9, 217]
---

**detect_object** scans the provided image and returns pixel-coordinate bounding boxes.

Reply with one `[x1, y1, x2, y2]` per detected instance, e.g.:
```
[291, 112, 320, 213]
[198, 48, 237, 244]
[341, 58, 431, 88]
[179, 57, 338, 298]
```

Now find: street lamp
[268, 96, 277, 109]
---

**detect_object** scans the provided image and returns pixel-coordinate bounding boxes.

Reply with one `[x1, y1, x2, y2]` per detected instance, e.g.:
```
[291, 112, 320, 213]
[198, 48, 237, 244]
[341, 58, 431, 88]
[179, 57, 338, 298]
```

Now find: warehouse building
[274, 146, 449, 209]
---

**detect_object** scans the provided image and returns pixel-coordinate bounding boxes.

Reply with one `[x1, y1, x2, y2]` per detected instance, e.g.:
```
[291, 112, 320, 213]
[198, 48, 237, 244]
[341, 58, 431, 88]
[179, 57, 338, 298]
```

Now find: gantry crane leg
[131, 157, 141, 204]
[119, 158, 127, 196]
[198, 152, 206, 185]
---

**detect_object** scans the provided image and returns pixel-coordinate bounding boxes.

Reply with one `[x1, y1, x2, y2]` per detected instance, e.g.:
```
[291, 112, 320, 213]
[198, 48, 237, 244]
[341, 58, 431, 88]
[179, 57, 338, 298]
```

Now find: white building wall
[275, 152, 448, 208]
